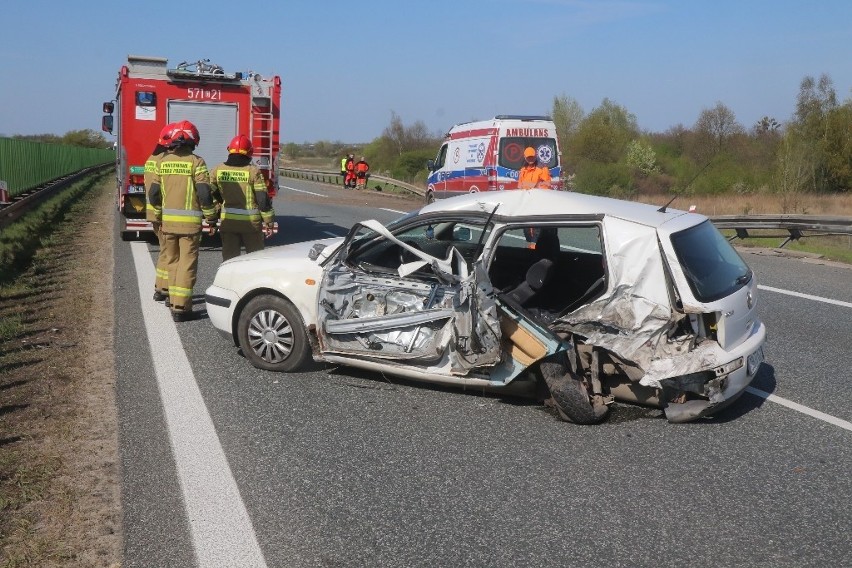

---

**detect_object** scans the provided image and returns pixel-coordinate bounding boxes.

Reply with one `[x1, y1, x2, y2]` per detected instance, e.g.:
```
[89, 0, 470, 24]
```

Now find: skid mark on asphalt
[130, 242, 267, 567]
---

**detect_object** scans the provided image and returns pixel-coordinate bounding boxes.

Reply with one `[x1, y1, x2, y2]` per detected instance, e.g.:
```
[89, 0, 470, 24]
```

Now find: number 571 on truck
[101, 55, 281, 241]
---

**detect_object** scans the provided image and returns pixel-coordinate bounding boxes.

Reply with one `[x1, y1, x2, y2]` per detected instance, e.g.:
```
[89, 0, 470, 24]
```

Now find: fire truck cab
[102, 55, 281, 240]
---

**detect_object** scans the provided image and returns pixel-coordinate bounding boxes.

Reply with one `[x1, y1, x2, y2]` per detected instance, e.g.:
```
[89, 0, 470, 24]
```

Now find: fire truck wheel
[121, 231, 134, 242]
[237, 294, 309, 372]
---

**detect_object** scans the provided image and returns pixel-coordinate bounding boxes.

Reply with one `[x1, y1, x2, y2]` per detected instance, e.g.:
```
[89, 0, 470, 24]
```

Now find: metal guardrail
[281, 167, 425, 197]
[277, 171, 852, 250]
[710, 215, 852, 248]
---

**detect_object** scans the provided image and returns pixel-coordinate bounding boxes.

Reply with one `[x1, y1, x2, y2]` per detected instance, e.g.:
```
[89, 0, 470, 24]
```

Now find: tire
[426, 191, 436, 204]
[121, 231, 134, 241]
[237, 295, 309, 372]
[539, 351, 608, 425]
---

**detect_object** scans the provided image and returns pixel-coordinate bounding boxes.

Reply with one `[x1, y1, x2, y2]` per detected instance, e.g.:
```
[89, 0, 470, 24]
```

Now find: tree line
[9, 129, 113, 150]
[285, 72, 850, 195]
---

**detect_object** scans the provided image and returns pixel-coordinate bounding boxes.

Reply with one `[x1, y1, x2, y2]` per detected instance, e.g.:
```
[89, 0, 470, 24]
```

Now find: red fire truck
[102, 55, 281, 240]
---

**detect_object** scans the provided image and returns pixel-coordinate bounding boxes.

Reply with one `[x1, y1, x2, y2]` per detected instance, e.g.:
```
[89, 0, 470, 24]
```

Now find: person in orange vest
[210, 134, 275, 261]
[354, 156, 370, 190]
[344, 155, 357, 189]
[148, 120, 218, 322]
[517, 146, 552, 189]
[145, 122, 175, 302]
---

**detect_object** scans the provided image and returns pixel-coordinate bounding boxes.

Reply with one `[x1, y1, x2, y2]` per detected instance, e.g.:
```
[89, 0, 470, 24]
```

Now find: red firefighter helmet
[158, 122, 176, 146]
[227, 134, 253, 156]
[168, 120, 200, 147]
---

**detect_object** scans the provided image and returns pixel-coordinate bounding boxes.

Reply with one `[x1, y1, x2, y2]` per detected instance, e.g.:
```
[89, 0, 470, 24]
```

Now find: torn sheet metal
[317, 236, 501, 371]
[552, 218, 707, 387]
[448, 262, 502, 374]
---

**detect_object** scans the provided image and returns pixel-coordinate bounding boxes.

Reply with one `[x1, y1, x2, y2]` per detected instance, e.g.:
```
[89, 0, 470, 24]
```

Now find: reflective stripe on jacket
[152, 149, 213, 234]
[144, 153, 164, 222]
[210, 163, 274, 232]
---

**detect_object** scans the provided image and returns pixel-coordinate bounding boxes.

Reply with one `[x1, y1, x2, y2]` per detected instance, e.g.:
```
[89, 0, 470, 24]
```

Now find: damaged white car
[205, 190, 766, 424]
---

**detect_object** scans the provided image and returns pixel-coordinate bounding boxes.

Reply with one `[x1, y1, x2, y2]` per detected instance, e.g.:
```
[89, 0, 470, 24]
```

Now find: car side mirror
[426, 159, 435, 171]
[453, 226, 472, 242]
[101, 115, 114, 133]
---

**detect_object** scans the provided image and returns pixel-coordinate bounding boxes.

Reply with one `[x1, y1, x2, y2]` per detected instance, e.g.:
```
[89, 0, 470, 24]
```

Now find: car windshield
[670, 220, 751, 302]
[498, 137, 559, 169]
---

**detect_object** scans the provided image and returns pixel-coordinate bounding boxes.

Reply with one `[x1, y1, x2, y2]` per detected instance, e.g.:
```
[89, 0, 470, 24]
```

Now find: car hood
[219, 236, 345, 267]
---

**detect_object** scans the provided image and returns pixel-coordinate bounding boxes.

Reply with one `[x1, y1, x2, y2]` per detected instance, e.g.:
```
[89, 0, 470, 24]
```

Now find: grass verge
[0, 172, 121, 567]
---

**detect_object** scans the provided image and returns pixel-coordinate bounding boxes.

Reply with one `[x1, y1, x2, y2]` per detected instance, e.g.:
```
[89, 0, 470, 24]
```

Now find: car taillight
[130, 174, 145, 185]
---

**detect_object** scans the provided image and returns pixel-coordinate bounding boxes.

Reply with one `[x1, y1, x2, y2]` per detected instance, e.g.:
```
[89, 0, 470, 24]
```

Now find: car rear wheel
[539, 351, 609, 425]
[237, 295, 309, 372]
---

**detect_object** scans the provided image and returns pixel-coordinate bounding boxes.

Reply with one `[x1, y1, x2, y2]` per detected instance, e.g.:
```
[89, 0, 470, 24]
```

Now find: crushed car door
[316, 218, 502, 374]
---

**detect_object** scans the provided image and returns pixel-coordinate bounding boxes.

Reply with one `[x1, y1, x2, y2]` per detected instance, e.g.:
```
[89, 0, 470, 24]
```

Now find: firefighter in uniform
[145, 122, 175, 302]
[148, 120, 218, 322]
[210, 134, 275, 261]
[354, 156, 370, 190]
[517, 146, 552, 189]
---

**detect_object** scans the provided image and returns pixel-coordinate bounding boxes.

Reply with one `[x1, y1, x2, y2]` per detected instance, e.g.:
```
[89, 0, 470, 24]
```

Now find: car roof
[421, 189, 698, 229]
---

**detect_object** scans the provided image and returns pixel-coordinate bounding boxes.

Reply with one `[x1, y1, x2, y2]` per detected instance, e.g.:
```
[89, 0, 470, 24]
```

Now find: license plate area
[747, 346, 764, 376]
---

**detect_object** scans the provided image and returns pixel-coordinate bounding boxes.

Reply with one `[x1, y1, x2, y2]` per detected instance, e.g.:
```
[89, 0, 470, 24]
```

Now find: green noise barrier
[0, 137, 115, 198]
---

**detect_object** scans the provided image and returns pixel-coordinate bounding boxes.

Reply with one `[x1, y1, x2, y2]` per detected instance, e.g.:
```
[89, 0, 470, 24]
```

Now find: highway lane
[115, 180, 852, 567]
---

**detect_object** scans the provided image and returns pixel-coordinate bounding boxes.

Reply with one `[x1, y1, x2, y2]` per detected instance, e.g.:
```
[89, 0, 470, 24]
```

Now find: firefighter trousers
[220, 229, 264, 262]
[161, 232, 200, 312]
[152, 222, 171, 294]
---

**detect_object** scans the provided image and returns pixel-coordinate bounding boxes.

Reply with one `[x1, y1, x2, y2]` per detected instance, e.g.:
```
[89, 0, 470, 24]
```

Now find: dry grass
[638, 192, 852, 217]
[0, 177, 121, 567]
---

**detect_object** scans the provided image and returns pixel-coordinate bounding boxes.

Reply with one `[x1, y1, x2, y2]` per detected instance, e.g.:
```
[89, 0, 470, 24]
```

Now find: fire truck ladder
[251, 93, 274, 178]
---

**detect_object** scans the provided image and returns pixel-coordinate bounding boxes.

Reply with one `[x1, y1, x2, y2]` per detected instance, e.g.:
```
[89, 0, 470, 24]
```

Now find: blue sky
[1, 0, 850, 143]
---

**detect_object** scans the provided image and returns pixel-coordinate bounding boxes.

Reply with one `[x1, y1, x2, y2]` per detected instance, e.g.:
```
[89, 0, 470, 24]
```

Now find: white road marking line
[745, 387, 852, 432]
[758, 285, 852, 309]
[130, 242, 267, 568]
[283, 185, 326, 197]
[379, 207, 407, 214]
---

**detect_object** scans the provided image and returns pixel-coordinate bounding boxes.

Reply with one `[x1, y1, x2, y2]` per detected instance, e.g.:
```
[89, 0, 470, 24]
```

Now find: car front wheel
[237, 295, 309, 372]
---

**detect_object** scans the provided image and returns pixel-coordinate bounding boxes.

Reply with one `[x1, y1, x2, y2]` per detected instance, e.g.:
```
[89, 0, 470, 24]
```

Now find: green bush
[391, 149, 435, 181]
[573, 160, 631, 196]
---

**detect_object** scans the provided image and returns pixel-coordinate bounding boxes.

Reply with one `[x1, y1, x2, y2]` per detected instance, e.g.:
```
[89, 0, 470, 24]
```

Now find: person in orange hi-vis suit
[517, 146, 553, 247]
[517, 146, 552, 189]
[354, 156, 370, 190]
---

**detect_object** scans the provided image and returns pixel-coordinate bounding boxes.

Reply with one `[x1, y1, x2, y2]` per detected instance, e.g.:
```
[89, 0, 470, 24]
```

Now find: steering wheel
[398, 240, 424, 265]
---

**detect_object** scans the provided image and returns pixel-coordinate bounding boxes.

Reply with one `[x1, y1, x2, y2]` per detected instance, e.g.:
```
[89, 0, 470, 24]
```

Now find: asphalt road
[114, 178, 852, 568]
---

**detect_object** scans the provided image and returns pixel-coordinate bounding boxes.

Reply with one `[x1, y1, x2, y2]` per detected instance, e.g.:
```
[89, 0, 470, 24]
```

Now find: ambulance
[425, 115, 562, 202]
[102, 55, 281, 240]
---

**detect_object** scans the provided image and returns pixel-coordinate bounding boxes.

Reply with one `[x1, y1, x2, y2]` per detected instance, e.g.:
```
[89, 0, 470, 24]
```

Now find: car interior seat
[503, 258, 555, 307]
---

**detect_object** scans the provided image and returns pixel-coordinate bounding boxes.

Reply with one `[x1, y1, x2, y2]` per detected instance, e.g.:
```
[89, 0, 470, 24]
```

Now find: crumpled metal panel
[317, 226, 502, 373]
[448, 262, 502, 374]
[552, 217, 705, 388]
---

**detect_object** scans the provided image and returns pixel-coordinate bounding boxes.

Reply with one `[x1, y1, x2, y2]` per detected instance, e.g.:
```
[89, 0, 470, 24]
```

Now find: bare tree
[382, 111, 406, 156]
[694, 102, 743, 155]
[551, 95, 584, 147]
